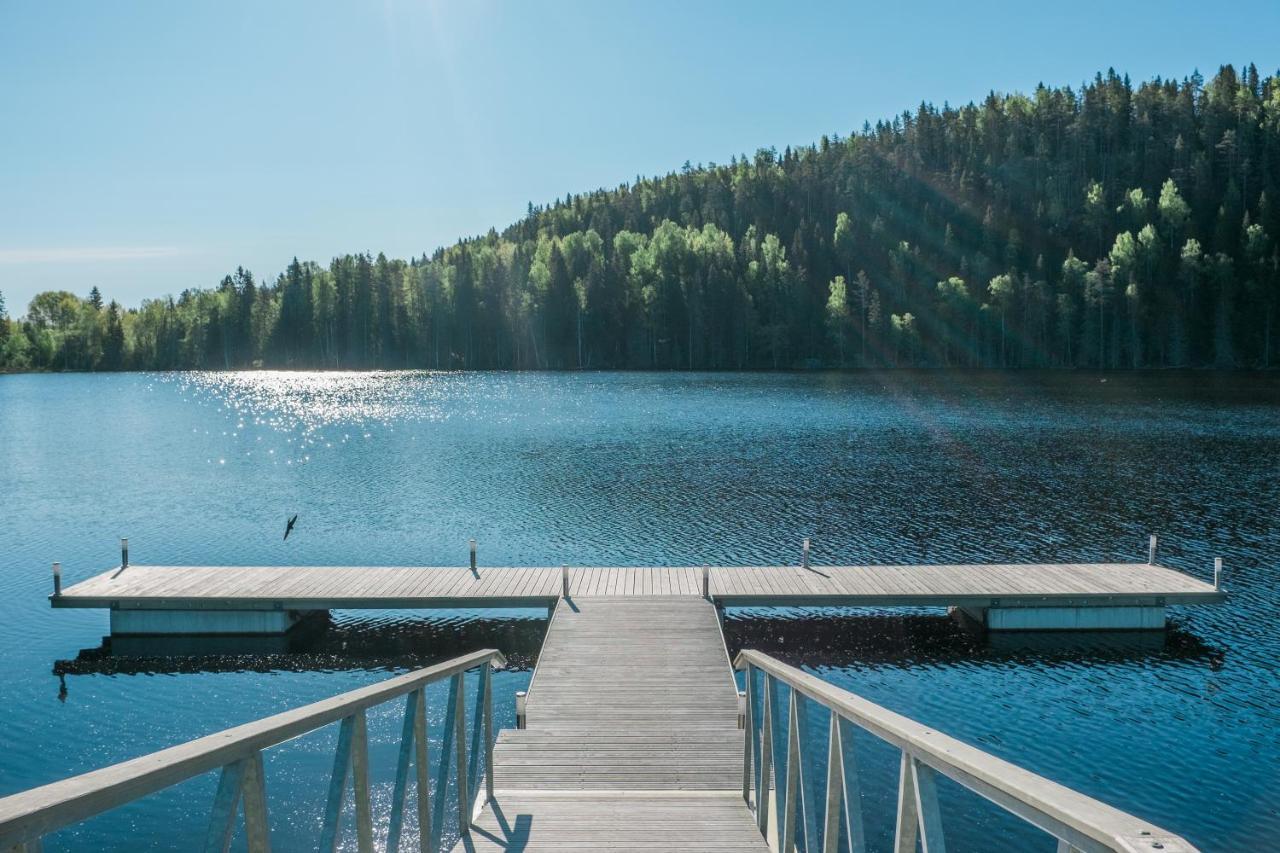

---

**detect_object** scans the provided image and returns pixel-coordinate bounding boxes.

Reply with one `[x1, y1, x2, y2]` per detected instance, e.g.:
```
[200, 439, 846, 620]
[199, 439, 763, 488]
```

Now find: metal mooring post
[470, 539, 477, 573]
[52, 562, 62, 596]
[561, 565, 569, 598]
[515, 691, 527, 729]
[702, 564, 710, 599]
[802, 538, 810, 570]
[121, 538, 129, 569]
[1148, 534, 1158, 565]
[1214, 557, 1223, 590]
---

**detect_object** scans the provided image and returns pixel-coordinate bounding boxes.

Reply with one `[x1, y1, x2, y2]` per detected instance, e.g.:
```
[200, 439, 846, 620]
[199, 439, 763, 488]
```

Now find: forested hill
[3, 64, 1279, 372]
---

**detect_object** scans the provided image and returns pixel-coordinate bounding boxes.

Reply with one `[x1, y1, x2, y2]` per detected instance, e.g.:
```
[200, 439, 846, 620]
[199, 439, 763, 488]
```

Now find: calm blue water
[0, 371, 1277, 851]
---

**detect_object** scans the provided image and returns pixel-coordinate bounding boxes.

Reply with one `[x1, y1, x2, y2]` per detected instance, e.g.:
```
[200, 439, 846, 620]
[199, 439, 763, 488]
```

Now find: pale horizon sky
[2, 0, 1278, 313]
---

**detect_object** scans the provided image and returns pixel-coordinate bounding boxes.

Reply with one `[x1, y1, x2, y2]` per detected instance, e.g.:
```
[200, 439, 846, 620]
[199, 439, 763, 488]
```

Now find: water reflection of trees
[721, 608, 1223, 670]
[53, 612, 547, 678]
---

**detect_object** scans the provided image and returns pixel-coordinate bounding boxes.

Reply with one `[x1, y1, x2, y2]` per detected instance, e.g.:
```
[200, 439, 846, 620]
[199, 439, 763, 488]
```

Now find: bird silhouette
[284, 514, 298, 541]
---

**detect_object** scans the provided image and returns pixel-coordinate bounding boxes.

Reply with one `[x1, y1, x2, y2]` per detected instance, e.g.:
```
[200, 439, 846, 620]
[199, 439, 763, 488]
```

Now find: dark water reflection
[1, 370, 1277, 851]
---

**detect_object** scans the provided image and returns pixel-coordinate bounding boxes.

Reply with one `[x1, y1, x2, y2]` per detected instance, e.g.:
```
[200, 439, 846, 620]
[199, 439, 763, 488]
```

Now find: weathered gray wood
[241, 751, 270, 853]
[350, 711, 374, 853]
[51, 562, 1223, 615]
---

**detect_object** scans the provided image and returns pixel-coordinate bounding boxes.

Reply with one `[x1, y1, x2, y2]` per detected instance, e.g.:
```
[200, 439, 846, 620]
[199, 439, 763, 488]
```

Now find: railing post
[204, 759, 246, 853]
[120, 538, 129, 569]
[321, 712, 373, 853]
[561, 565, 569, 598]
[241, 751, 270, 853]
[483, 663, 495, 804]
[413, 688, 430, 853]
[802, 538, 810, 570]
[470, 539, 477, 573]
[52, 562, 61, 597]
[386, 692, 419, 853]
[1148, 534, 1158, 565]
[350, 711, 374, 853]
[430, 676, 460, 852]
[453, 672, 469, 834]
[467, 664, 489, 816]
[757, 674, 774, 836]
[321, 716, 353, 852]
[822, 715, 866, 853]
[515, 691, 527, 729]
[781, 690, 801, 852]
[703, 564, 710, 599]
[911, 757, 946, 853]
[893, 751, 919, 853]
[741, 670, 754, 803]
[781, 689, 815, 853]
[1214, 557, 1223, 590]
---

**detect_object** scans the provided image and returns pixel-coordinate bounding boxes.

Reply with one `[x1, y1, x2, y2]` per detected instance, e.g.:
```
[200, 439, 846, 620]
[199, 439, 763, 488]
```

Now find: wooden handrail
[0, 648, 506, 850]
[734, 649, 1198, 853]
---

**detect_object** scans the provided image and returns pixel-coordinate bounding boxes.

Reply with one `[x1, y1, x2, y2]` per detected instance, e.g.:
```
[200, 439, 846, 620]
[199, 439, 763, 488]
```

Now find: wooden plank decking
[455, 597, 767, 852]
[51, 562, 1222, 610]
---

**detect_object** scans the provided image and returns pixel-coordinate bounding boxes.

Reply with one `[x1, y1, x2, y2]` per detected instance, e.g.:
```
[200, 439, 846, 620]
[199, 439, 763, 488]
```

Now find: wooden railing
[0, 648, 506, 853]
[734, 650, 1199, 853]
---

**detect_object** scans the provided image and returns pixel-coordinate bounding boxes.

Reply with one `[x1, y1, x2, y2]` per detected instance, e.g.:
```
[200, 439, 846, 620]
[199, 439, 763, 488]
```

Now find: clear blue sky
[1, 0, 1277, 311]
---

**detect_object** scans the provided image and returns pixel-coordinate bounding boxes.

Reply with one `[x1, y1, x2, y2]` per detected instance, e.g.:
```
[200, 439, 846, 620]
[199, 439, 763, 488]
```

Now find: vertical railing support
[780, 691, 800, 851]
[387, 689, 427, 853]
[52, 562, 62, 597]
[561, 565, 569, 599]
[429, 676, 460, 852]
[350, 711, 374, 853]
[320, 716, 354, 852]
[469, 539, 477, 573]
[320, 712, 373, 853]
[413, 687, 431, 853]
[483, 664, 495, 804]
[757, 674, 774, 835]
[467, 664, 491, 817]
[1148, 534, 1158, 565]
[802, 538, 810, 570]
[912, 758, 947, 853]
[780, 689, 815, 853]
[1214, 557, 1223, 590]
[452, 672, 469, 835]
[515, 691, 527, 729]
[893, 751, 919, 853]
[702, 564, 710, 599]
[204, 758, 246, 853]
[741, 672, 754, 803]
[241, 751, 271, 853]
[822, 714, 866, 853]
[121, 538, 129, 569]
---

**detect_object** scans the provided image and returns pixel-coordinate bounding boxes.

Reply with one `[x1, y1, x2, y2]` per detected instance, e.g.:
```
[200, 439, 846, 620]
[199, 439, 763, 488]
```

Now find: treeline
[2, 64, 1279, 372]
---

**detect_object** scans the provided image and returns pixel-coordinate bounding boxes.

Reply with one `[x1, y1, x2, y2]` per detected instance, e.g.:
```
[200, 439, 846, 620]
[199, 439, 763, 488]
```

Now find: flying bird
[284, 514, 298, 541]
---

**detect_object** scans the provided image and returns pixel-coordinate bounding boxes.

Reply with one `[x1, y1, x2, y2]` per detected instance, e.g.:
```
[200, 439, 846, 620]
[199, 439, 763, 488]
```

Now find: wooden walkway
[52, 562, 1222, 610]
[455, 597, 767, 852]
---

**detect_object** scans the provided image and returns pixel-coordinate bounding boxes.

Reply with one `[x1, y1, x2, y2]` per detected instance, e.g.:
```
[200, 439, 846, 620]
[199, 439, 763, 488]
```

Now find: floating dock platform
[51, 559, 1223, 634]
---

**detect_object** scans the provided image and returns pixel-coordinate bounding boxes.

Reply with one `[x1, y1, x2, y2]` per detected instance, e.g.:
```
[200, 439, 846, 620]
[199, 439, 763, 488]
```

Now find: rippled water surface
[0, 371, 1277, 851]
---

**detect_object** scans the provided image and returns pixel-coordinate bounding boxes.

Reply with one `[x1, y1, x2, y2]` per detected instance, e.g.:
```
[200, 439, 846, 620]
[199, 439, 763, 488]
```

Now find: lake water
[0, 371, 1276, 851]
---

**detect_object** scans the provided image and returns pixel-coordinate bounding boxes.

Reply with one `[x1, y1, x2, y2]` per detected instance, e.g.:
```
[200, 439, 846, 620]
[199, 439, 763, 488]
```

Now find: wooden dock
[457, 597, 767, 851]
[11, 557, 1214, 850]
[52, 561, 1223, 633]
